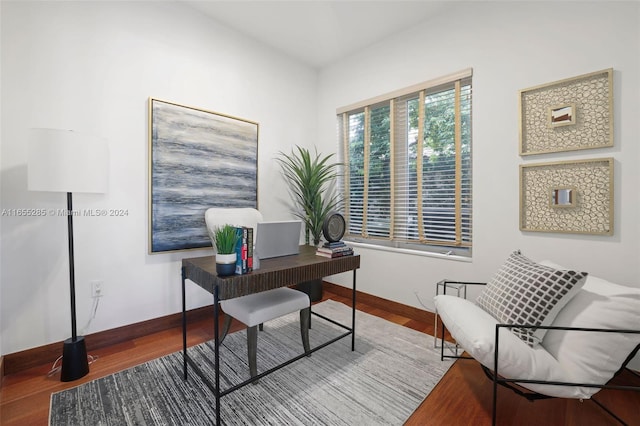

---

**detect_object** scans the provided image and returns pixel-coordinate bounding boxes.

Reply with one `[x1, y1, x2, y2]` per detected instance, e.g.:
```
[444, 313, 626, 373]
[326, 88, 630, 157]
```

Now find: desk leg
[352, 269, 357, 351]
[214, 286, 221, 426]
[181, 267, 187, 380]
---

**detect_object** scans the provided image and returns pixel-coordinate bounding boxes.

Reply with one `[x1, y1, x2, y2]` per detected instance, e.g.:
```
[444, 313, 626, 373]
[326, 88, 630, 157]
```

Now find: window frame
[337, 68, 473, 258]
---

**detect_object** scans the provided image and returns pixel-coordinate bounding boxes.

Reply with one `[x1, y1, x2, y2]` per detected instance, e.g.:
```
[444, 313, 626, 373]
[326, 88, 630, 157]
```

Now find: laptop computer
[255, 220, 302, 259]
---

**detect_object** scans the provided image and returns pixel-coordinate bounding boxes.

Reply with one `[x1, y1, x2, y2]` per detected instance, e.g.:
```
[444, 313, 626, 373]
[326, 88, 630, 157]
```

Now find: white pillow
[539, 262, 640, 394]
[476, 251, 587, 346]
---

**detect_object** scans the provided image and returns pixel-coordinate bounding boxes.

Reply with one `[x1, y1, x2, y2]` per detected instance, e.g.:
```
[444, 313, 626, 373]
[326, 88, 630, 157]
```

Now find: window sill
[344, 240, 472, 263]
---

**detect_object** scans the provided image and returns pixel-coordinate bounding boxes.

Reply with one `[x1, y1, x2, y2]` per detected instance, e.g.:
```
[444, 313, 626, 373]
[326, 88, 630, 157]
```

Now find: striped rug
[50, 300, 453, 425]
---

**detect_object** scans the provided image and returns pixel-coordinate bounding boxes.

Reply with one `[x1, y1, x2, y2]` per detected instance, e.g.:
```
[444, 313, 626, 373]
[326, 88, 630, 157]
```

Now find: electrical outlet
[91, 280, 104, 298]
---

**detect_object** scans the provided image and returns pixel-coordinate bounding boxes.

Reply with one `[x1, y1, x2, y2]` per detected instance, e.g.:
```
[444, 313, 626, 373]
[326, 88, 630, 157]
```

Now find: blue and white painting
[150, 98, 258, 253]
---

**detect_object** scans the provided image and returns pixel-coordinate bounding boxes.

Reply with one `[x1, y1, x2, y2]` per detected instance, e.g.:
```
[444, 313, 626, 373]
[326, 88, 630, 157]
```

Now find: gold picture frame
[519, 68, 613, 155]
[520, 158, 613, 235]
[148, 98, 259, 253]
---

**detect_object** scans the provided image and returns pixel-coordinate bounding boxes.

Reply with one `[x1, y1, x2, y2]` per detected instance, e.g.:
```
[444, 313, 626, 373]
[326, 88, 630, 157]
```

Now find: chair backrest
[539, 260, 640, 389]
[204, 208, 263, 254]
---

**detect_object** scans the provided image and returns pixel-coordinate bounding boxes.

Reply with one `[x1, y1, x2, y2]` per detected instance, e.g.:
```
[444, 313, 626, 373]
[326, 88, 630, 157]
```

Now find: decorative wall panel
[520, 158, 613, 235]
[519, 69, 613, 155]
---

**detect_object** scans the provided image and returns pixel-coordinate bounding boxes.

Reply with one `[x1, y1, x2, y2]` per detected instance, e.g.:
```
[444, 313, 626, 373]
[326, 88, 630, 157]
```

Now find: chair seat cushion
[435, 294, 575, 397]
[221, 287, 310, 327]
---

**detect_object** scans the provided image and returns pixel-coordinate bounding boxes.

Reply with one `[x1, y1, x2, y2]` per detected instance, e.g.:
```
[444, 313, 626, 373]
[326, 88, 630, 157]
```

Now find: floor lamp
[28, 128, 108, 382]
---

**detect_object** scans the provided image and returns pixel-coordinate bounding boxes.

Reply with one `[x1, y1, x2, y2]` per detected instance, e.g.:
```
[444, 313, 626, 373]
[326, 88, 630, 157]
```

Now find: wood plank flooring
[1, 290, 639, 425]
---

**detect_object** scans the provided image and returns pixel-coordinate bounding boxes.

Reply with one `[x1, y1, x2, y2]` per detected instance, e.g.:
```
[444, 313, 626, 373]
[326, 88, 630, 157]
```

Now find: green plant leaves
[277, 146, 342, 245]
[209, 224, 240, 254]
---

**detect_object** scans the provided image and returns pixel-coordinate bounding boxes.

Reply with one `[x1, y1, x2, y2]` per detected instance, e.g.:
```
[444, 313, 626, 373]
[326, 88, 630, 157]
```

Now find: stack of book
[235, 226, 254, 274]
[315, 241, 353, 258]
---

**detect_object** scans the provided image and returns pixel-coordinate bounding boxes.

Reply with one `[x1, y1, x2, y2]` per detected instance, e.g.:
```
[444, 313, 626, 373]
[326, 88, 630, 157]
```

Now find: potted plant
[277, 145, 342, 300]
[209, 224, 240, 276]
[277, 145, 342, 246]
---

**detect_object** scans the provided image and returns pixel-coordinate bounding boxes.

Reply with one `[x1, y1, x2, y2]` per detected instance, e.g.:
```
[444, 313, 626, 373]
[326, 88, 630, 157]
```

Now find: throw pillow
[475, 250, 587, 346]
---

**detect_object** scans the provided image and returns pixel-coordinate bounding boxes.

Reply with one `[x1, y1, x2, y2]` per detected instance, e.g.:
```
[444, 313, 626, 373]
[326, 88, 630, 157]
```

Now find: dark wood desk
[181, 245, 360, 425]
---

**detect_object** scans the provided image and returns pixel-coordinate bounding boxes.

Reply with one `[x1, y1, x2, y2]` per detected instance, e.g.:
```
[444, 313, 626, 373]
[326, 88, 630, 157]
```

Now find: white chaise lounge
[434, 251, 640, 425]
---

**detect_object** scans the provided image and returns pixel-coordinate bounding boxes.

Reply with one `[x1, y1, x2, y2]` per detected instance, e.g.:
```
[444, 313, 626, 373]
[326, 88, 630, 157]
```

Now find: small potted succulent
[209, 224, 240, 276]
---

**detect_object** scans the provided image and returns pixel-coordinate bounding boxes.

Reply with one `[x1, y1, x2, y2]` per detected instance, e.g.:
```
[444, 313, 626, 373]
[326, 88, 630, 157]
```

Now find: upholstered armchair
[434, 251, 640, 425]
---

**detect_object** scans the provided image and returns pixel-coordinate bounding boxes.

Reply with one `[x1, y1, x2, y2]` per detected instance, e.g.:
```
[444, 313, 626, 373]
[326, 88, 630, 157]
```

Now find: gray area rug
[50, 300, 453, 425]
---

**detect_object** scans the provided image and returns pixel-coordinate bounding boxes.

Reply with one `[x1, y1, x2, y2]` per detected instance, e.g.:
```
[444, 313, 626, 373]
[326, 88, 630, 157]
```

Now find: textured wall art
[519, 68, 613, 155]
[520, 158, 613, 235]
[149, 98, 258, 253]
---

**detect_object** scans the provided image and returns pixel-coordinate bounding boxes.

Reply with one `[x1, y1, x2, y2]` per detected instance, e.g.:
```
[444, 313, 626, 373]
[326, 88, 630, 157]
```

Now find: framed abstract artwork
[148, 98, 258, 253]
[519, 68, 613, 155]
[519, 158, 613, 235]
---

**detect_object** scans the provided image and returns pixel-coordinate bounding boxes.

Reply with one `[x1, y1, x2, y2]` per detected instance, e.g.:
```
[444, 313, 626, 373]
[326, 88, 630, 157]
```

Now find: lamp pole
[67, 192, 77, 340]
[60, 191, 89, 381]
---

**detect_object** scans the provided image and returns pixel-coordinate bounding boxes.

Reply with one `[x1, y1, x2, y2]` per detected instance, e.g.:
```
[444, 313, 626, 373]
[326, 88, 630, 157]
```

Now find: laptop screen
[255, 220, 302, 259]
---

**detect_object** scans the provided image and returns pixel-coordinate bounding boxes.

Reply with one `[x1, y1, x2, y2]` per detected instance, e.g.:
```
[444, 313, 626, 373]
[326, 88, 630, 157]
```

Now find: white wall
[0, 0, 3, 359]
[317, 2, 640, 312]
[2, 0, 639, 361]
[0, 1, 317, 354]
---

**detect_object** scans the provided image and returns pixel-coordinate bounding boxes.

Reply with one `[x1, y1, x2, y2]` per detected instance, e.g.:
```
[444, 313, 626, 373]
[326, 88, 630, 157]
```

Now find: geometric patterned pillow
[475, 250, 588, 347]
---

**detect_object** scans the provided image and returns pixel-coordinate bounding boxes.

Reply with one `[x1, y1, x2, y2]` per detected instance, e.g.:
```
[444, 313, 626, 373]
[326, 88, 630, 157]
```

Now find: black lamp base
[60, 336, 89, 382]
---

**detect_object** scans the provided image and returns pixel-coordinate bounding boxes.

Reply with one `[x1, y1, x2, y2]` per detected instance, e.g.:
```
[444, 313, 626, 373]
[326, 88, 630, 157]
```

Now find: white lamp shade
[28, 128, 109, 193]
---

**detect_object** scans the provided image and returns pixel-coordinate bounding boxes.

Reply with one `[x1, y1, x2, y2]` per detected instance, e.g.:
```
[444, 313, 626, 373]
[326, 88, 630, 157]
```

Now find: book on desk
[315, 240, 354, 258]
[234, 226, 253, 274]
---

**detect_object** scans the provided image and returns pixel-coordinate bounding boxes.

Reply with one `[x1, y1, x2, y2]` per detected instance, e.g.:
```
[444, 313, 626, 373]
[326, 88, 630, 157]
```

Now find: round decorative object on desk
[323, 212, 346, 243]
[216, 253, 237, 276]
[296, 212, 347, 303]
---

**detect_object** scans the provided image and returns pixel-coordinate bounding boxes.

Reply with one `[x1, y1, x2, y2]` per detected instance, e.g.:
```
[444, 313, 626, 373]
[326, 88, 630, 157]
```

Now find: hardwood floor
[1, 289, 639, 425]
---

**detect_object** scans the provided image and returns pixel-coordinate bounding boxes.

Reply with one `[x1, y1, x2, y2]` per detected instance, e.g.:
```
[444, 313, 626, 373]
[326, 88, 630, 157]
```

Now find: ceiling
[182, 1, 453, 68]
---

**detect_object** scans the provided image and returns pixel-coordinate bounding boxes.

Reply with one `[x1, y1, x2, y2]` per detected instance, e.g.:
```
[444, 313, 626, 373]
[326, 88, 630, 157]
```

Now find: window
[337, 69, 472, 257]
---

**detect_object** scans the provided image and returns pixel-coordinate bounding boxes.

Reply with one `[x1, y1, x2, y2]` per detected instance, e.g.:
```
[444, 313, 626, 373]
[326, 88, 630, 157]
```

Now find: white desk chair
[204, 207, 311, 379]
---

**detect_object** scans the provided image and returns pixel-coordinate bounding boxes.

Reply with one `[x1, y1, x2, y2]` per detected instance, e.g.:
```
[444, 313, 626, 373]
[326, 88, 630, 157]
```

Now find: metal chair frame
[436, 279, 640, 426]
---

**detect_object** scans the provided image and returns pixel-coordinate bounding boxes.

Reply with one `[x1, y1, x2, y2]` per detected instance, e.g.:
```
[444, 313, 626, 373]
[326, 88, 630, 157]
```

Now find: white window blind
[338, 69, 472, 256]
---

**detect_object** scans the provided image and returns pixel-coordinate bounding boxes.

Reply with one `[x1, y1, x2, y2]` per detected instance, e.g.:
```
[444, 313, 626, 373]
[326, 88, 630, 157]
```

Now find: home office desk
[181, 245, 360, 425]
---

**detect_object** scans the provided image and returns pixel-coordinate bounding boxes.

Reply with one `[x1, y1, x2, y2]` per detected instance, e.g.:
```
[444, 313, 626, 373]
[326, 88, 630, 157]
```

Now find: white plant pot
[216, 252, 237, 276]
